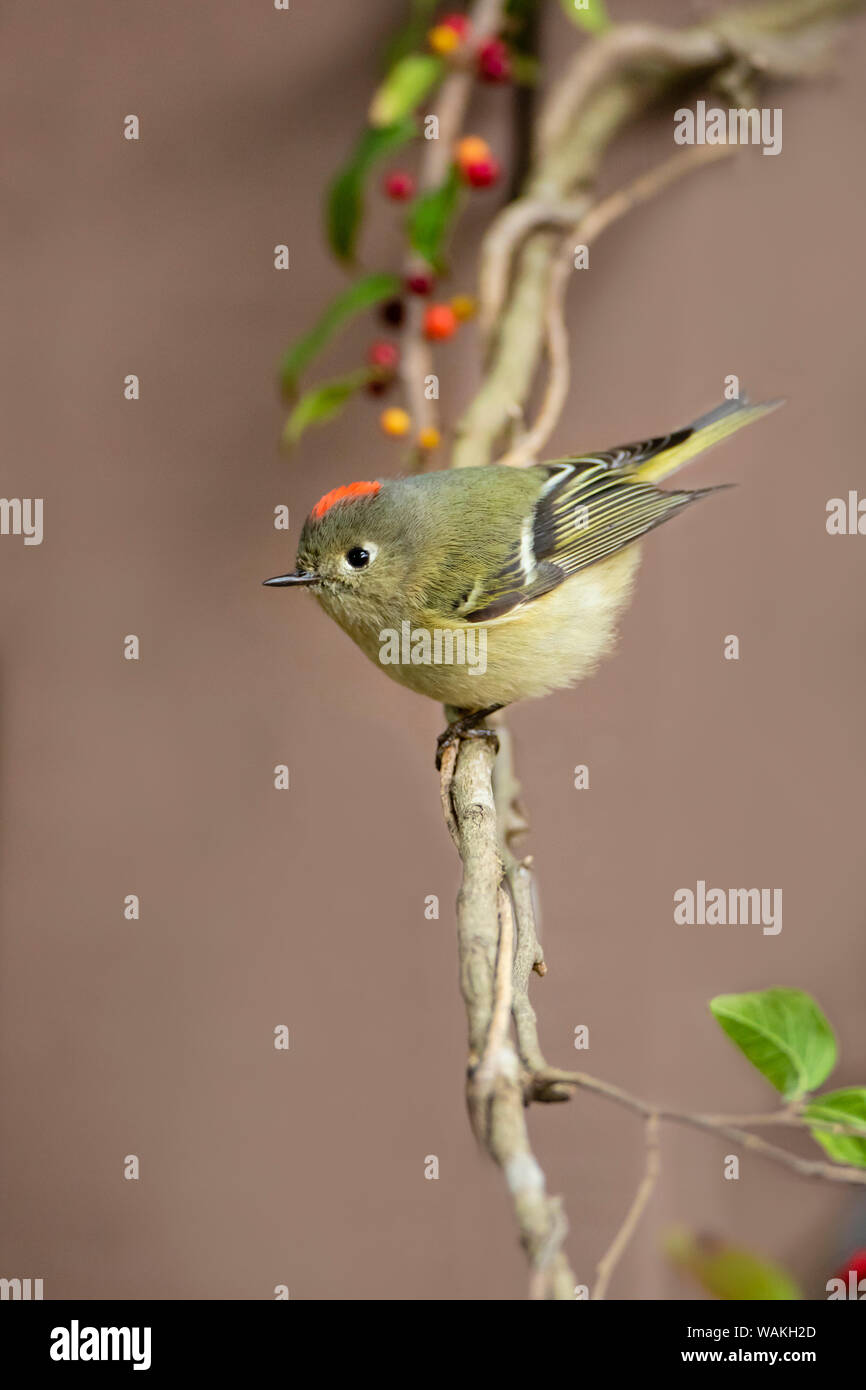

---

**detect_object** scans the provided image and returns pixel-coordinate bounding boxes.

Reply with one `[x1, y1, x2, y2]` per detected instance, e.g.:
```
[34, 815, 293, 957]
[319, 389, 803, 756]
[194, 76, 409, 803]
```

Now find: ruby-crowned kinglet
[265, 397, 780, 719]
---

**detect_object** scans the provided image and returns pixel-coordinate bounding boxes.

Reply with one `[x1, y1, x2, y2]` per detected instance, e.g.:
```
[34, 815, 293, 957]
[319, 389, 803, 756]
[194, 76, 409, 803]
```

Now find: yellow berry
[428, 24, 460, 55]
[450, 294, 477, 322]
[418, 427, 441, 450]
[381, 407, 411, 437]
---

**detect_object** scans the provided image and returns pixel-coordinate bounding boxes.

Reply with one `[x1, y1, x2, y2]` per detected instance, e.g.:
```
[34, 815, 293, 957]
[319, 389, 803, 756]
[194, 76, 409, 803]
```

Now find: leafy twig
[399, 0, 507, 465]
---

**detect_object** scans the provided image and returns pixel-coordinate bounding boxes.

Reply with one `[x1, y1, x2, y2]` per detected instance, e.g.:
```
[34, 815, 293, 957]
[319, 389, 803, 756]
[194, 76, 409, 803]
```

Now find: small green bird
[265, 397, 780, 757]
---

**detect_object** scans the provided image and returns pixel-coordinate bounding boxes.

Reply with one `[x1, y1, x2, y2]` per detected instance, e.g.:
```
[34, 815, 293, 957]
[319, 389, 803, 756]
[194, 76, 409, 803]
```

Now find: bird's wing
[460, 398, 780, 624]
[461, 458, 718, 624]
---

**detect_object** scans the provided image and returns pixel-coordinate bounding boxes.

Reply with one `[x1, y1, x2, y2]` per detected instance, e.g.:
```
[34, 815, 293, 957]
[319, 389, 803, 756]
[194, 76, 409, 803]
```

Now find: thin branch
[477, 196, 589, 347]
[491, 228, 573, 469]
[533, 1068, 866, 1187]
[593, 1113, 662, 1301]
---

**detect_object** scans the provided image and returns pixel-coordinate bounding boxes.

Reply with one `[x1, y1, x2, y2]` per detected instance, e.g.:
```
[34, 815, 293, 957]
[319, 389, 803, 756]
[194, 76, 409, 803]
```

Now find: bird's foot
[435, 705, 503, 770]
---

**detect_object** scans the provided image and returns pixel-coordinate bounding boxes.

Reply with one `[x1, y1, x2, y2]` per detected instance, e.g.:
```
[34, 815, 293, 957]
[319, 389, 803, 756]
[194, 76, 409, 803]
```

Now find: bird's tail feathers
[636, 396, 784, 485]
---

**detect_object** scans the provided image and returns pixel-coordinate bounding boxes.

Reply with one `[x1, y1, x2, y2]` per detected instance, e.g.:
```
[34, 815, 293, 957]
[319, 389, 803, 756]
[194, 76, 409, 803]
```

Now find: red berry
[406, 271, 435, 296]
[440, 12, 470, 38]
[464, 156, 500, 189]
[367, 340, 399, 370]
[833, 1250, 866, 1284]
[423, 304, 458, 341]
[478, 37, 511, 83]
[383, 170, 415, 201]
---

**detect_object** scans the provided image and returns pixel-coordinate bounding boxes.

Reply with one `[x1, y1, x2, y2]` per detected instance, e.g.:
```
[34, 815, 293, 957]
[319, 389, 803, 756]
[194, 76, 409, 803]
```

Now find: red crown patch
[310, 480, 382, 521]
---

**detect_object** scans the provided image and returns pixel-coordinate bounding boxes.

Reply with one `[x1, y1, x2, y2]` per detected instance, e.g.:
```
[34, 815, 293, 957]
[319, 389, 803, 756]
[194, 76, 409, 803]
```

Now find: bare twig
[594, 1114, 662, 1301]
[532, 1068, 866, 1187]
[491, 229, 573, 469]
[477, 196, 589, 347]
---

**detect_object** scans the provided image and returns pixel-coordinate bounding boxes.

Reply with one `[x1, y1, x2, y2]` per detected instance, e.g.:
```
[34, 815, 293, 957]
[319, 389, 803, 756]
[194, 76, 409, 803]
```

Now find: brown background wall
[2, 0, 864, 1299]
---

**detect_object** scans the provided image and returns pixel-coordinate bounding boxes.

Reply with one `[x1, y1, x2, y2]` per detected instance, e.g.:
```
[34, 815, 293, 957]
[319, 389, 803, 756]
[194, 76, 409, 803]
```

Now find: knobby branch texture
[435, 0, 866, 1300]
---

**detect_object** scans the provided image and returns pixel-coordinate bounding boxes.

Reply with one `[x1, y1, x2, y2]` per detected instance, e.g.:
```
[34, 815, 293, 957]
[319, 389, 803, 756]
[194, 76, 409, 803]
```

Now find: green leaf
[665, 1228, 801, 1301]
[805, 1088, 866, 1167]
[407, 165, 462, 271]
[326, 118, 416, 263]
[278, 272, 401, 397]
[558, 0, 613, 34]
[369, 54, 444, 129]
[282, 369, 374, 449]
[709, 988, 837, 1101]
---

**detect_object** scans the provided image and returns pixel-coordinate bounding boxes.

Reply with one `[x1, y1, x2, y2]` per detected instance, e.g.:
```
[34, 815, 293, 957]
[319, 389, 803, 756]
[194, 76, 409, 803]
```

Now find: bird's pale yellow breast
[328, 545, 641, 711]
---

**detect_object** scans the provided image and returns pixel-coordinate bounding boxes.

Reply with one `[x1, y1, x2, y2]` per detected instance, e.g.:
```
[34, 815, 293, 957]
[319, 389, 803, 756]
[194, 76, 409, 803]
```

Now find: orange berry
[417, 427, 441, 450]
[450, 294, 477, 322]
[380, 407, 411, 437]
[455, 135, 491, 172]
[423, 304, 458, 341]
[428, 24, 460, 55]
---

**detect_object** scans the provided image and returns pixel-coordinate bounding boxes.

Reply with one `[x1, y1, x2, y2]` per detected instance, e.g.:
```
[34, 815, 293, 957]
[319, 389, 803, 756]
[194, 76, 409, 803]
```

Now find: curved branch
[452, 0, 860, 469]
[494, 145, 734, 468]
[477, 195, 588, 347]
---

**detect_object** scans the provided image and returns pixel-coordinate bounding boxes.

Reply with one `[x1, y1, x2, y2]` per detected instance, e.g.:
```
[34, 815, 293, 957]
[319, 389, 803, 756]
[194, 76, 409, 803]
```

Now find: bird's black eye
[345, 547, 370, 569]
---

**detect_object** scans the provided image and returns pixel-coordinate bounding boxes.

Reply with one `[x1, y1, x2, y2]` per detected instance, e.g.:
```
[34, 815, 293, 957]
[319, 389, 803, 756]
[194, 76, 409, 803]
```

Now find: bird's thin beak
[262, 571, 320, 588]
